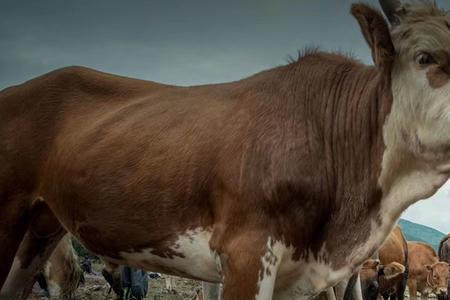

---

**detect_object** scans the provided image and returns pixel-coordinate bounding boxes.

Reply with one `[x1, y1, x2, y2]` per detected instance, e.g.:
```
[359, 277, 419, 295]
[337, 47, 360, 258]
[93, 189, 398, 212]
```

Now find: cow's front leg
[216, 234, 283, 300]
[420, 293, 429, 300]
[408, 280, 418, 300]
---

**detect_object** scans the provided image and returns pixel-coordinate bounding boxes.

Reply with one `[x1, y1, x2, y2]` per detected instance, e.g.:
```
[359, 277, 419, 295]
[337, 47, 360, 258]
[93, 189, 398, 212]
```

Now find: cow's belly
[274, 254, 352, 300]
[102, 228, 221, 282]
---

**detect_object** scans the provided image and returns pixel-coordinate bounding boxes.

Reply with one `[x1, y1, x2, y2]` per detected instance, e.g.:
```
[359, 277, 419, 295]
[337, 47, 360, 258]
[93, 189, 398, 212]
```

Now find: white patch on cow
[267, 242, 352, 300]
[42, 261, 63, 298]
[255, 238, 284, 300]
[109, 228, 220, 282]
[47, 279, 62, 298]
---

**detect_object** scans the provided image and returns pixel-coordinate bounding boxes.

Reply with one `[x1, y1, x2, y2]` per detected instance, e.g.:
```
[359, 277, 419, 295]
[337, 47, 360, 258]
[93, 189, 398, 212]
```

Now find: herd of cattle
[15, 226, 450, 300]
[4, 0, 450, 299]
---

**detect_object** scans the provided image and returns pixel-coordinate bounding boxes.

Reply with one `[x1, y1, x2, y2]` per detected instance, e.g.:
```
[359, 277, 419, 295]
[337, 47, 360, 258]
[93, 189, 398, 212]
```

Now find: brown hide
[408, 242, 450, 300]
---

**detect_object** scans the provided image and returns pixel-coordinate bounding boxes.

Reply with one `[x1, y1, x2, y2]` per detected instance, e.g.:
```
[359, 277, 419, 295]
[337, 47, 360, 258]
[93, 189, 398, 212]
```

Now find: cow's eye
[416, 53, 437, 65]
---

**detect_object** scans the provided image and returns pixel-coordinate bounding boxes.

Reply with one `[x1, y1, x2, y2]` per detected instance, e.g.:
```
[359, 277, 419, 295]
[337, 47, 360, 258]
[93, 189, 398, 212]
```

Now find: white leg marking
[47, 279, 62, 298]
[256, 238, 284, 300]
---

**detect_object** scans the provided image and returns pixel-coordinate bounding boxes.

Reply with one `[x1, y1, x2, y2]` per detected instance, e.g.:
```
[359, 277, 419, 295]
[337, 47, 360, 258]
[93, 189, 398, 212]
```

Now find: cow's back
[408, 242, 438, 276]
[379, 226, 407, 265]
[0, 66, 168, 196]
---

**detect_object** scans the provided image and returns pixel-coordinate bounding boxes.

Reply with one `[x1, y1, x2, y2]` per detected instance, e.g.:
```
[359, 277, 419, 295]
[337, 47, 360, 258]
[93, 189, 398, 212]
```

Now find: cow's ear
[383, 262, 405, 279]
[351, 3, 396, 69]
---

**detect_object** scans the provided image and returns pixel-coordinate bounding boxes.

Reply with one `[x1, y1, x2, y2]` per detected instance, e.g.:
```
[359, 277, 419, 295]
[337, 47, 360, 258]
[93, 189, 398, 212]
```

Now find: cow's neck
[266, 54, 394, 270]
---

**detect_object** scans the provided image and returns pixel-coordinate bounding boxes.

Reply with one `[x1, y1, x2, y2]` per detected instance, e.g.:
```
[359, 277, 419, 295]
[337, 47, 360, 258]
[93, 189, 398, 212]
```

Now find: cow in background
[358, 259, 405, 300]
[438, 235, 450, 300]
[344, 226, 408, 300]
[377, 226, 409, 300]
[407, 241, 450, 300]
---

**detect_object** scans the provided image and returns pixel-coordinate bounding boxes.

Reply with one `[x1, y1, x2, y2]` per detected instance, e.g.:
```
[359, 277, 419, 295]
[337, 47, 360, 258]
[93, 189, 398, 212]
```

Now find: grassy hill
[398, 218, 446, 251]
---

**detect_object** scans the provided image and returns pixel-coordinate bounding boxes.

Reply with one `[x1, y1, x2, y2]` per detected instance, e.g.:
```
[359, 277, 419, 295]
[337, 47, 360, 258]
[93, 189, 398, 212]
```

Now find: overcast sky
[2, 0, 450, 233]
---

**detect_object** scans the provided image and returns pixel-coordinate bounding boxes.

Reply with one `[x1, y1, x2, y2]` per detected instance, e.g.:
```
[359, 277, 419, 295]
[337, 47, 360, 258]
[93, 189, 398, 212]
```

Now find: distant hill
[398, 219, 446, 251]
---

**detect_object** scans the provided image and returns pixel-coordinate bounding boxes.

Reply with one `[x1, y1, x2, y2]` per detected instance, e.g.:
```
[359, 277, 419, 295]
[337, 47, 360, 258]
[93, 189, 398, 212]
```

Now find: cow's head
[360, 259, 405, 300]
[352, 0, 450, 202]
[425, 261, 450, 296]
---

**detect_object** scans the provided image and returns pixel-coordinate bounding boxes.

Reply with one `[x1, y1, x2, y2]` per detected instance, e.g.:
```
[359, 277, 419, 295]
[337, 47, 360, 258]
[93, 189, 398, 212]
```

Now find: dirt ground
[27, 262, 202, 300]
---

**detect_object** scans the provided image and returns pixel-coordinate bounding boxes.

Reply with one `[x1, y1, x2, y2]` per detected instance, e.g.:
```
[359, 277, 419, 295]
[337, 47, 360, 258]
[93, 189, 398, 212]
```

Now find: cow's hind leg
[0, 201, 64, 300]
[408, 279, 417, 300]
[0, 195, 32, 289]
[202, 282, 222, 300]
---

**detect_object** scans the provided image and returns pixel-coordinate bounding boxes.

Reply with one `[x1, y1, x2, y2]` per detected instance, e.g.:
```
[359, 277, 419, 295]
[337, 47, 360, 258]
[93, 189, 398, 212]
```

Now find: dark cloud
[0, 0, 379, 87]
[2, 0, 449, 88]
[2, 0, 450, 230]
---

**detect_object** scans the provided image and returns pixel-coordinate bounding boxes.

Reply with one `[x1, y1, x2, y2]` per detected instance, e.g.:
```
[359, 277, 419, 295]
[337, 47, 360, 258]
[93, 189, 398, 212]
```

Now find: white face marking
[110, 228, 220, 282]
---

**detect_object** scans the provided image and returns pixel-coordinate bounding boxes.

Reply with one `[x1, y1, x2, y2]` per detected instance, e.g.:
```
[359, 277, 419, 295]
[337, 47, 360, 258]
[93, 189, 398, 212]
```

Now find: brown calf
[408, 241, 450, 300]
[3, 1, 450, 299]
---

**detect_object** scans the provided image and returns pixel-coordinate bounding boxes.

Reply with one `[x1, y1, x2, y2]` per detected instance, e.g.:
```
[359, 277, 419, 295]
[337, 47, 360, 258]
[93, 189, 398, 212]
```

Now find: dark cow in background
[4, 0, 450, 299]
[438, 235, 450, 300]
[407, 242, 450, 300]
[345, 226, 407, 300]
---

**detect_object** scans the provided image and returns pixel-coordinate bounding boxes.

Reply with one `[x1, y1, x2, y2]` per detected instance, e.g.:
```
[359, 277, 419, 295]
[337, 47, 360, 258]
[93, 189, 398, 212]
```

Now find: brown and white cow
[407, 241, 450, 300]
[3, 0, 450, 299]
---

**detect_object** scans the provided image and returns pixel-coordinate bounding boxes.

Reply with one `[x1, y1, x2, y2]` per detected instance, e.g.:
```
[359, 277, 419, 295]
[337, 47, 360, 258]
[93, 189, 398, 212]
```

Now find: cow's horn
[379, 0, 402, 24]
